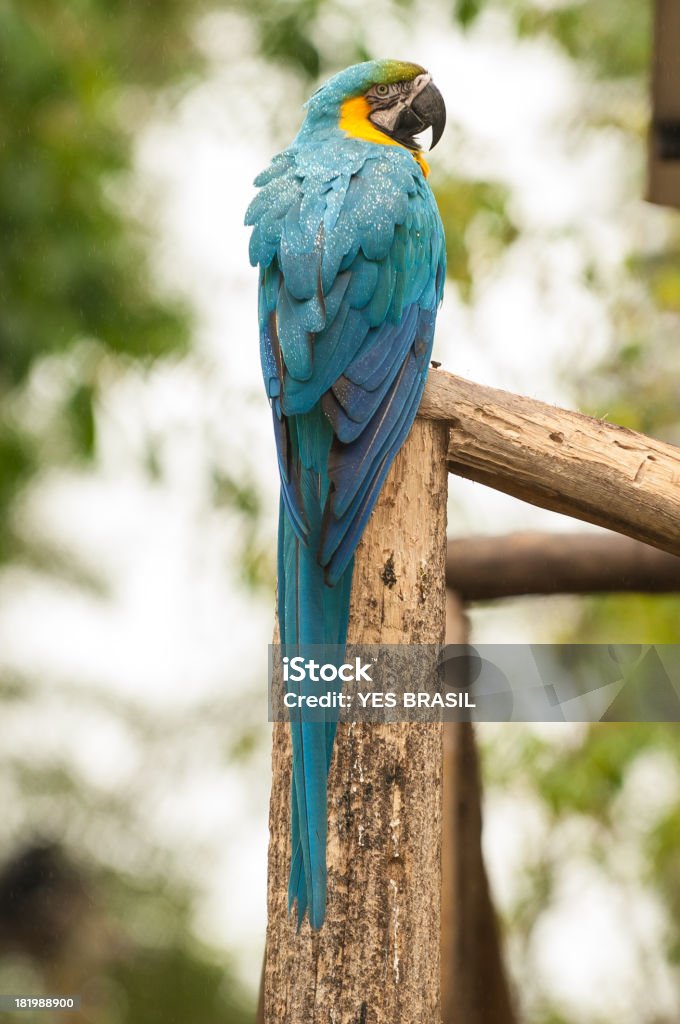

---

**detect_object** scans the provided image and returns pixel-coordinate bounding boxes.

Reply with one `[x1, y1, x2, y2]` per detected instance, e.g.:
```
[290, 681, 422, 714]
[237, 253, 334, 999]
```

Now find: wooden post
[441, 591, 468, 1024]
[264, 419, 449, 1024]
[648, 0, 680, 208]
[441, 594, 517, 1024]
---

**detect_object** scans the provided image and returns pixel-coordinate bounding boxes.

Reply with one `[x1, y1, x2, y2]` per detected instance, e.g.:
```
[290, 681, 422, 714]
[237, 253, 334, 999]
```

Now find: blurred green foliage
[456, 0, 651, 80]
[0, 3, 259, 1019]
[103, 869, 252, 1024]
[213, 471, 275, 588]
[433, 175, 518, 299]
[111, 944, 251, 1024]
[0, 671, 264, 1020]
[0, 1, 204, 561]
[484, 721, 680, 1021]
[0, 842, 251, 1024]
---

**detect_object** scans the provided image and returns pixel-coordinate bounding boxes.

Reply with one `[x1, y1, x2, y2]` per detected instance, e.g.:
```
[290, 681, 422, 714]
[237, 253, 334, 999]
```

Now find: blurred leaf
[213, 471, 275, 589]
[512, 0, 651, 79]
[111, 943, 251, 1024]
[433, 175, 518, 298]
[454, 0, 487, 28]
[0, 1, 196, 536]
[65, 383, 97, 458]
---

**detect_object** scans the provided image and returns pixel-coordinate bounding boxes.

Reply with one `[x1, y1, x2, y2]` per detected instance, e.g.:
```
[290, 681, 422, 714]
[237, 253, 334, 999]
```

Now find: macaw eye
[375, 84, 389, 97]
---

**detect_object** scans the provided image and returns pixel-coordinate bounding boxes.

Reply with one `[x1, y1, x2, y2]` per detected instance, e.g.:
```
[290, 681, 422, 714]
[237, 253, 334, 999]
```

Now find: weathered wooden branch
[419, 369, 680, 557]
[265, 420, 449, 1024]
[446, 531, 680, 601]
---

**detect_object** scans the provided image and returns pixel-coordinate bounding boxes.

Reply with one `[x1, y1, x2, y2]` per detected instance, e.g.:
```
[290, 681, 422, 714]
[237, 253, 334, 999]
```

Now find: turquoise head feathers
[297, 59, 446, 154]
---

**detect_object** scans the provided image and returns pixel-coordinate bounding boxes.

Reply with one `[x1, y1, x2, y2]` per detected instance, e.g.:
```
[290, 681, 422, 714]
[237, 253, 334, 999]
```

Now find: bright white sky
[1, 5, 675, 1016]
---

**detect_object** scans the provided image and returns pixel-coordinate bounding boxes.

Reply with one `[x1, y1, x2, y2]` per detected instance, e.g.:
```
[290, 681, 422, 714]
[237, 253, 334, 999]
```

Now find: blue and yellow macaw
[246, 59, 446, 929]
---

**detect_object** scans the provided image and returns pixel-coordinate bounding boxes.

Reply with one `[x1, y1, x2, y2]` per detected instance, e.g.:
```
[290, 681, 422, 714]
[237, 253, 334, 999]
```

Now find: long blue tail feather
[278, 411, 354, 930]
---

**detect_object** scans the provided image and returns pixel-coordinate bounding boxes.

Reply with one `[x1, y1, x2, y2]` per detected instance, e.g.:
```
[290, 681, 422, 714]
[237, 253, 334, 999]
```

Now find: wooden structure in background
[441, 596, 517, 1024]
[446, 531, 680, 601]
[648, 0, 680, 208]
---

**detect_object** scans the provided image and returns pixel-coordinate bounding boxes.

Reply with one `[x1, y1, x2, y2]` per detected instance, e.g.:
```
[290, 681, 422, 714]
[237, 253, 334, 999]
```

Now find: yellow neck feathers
[339, 97, 430, 177]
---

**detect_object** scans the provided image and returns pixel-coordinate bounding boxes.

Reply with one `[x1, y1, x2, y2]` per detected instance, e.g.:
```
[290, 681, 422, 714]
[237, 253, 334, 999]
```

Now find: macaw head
[301, 59, 446, 153]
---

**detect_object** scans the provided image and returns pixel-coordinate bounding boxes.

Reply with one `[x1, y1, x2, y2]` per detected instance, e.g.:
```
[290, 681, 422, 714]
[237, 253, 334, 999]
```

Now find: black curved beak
[410, 81, 446, 149]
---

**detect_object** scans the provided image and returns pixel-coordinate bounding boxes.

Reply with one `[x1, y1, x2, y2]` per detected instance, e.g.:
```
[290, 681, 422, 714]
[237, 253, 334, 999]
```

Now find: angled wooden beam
[419, 369, 680, 557]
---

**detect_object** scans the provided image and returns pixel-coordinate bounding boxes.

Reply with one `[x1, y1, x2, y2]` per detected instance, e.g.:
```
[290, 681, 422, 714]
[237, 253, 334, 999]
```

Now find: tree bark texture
[419, 368, 680, 557]
[265, 419, 449, 1024]
[446, 531, 680, 601]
